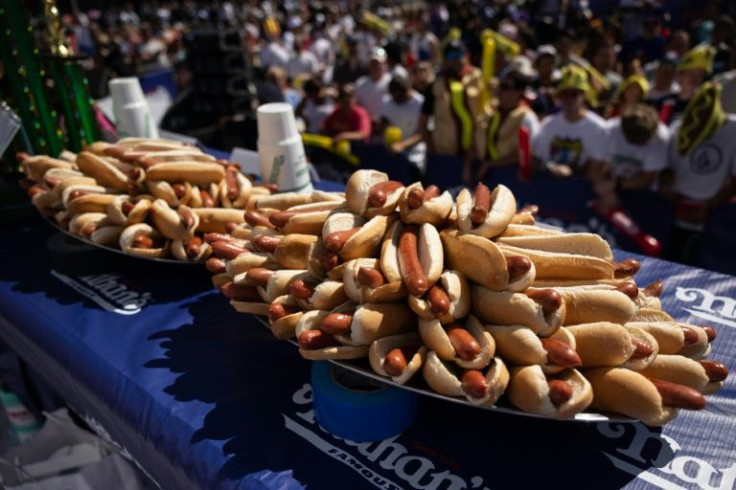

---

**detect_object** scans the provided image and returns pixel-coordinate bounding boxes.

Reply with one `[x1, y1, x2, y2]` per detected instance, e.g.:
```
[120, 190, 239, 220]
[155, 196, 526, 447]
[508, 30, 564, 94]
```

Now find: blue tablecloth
[0, 215, 735, 490]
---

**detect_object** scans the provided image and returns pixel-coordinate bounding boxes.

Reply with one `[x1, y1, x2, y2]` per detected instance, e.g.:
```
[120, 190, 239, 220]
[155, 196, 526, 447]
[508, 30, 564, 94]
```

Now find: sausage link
[446, 325, 481, 361]
[398, 224, 429, 296]
[298, 330, 340, 350]
[204, 232, 234, 244]
[368, 181, 403, 207]
[470, 183, 492, 226]
[320, 313, 353, 335]
[206, 257, 227, 274]
[133, 234, 154, 249]
[424, 185, 441, 200]
[461, 370, 487, 399]
[121, 200, 135, 215]
[630, 337, 655, 359]
[225, 166, 240, 200]
[220, 282, 261, 302]
[68, 190, 90, 201]
[325, 227, 360, 252]
[384, 348, 408, 377]
[245, 210, 276, 229]
[245, 267, 274, 287]
[406, 188, 425, 209]
[211, 240, 249, 260]
[268, 302, 301, 321]
[290, 279, 316, 299]
[178, 207, 195, 228]
[643, 279, 663, 297]
[615, 281, 639, 300]
[682, 326, 699, 345]
[186, 236, 203, 258]
[614, 259, 641, 278]
[699, 360, 729, 382]
[318, 251, 339, 272]
[702, 326, 716, 342]
[253, 234, 282, 253]
[648, 377, 706, 410]
[269, 211, 296, 228]
[525, 289, 563, 317]
[28, 185, 46, 198]
[357, 267, 386, 288]
[548, 379, 573, 406]
[81, 222, 97, 239]
[428, 285, 451, 315]
[540, 338, 582, 368]
[172, 183, 187, 198]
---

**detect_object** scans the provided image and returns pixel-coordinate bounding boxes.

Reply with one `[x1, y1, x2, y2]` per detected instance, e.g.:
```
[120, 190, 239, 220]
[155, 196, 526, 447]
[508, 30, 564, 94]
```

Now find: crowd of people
[48, 0, 736, 265]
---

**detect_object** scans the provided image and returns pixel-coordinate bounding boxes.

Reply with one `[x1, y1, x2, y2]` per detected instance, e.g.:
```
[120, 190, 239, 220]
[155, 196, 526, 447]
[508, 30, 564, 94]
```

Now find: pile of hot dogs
[19, 138, 274, 261]
[203, 169, 728, 425]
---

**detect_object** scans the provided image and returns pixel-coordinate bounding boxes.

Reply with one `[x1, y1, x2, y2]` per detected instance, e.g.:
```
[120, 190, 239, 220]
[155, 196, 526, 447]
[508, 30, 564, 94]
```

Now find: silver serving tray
[43, 217, 203, 265]
[254, 316, 634, 423]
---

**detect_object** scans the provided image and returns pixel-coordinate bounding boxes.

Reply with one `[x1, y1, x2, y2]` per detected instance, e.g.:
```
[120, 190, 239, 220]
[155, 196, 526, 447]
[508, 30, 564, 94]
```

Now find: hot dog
[317, 301, 416, 347]
[342, 258, 407, 303]
[144, 161, 226, 187]
[397, 182, 453, 226]
[150, 199, 199, 240]
[192, 207, 245, 234]
[408, 270, 471, 323]
[422, 352, 510, 406]
[630, 307, 675, 323]
[295, 309, 370, 360]
[638, 354, 728, 395]
[456, 183, 516, 238]
[171, 235, 212, 261]
[106, 195, 152, 226]
[497, 232, 614, 261]
[290, 275, 349, 311]
[75, 152, 132, 191]
[485, 325, 581, 374]
[269, 201, 344, 235]
[368, 333, 428, 384]
[418, 315, 495, 369]
[472, 286, 566, 336]
[382, 222, 443, 298]
[440, 229, 509, 291]
[119, 223, 170, 258]
[502, 251, 537, 292]
[528, 286, 637, 326]
[345, 170, 404, 218]
[507, 366, 593, 419]
[498, 244, 631, 281]
[565, 322, 659, 369]
[582, 367, 706, 426]
[321, 212, 393, 260]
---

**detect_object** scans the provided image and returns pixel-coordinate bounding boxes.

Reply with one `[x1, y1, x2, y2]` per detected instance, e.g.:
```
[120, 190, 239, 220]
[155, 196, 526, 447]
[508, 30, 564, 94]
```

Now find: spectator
[265, 65, 301, 108]
[332, 36, 367, 85]
[592, 103, 670, 209]
[321, 83, 372, 144]
[420, 40, 487, 185]
[607, 74, 649, 118]
[355, 48, 391, 128]
[530, 45, 561, 117]
[713, 68, 736, 113]
[532, 65, 608, 177]
[657, 46, 715, 125]
[260, 33, 289, 70]
[662, 82, 736, 264]
[477, 70, 540, 180]
[410, 16, 440, 65]
[620, 13, 665, 67]
[384, 41, 409, 80]
[647, 57, 679, 103]
[287, 36, 319, 81]
[379, 75, 426, 180]
[590, 42, 623, 103]
[411, 61, 435, 98]
[706, 15, 734, 75]
[296, 77, 334, 134]
[665, 30, 691, 59]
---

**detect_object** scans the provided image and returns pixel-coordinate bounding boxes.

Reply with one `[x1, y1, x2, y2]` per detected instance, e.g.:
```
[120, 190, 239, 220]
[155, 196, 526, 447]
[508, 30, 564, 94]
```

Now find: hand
[545, 162, 573, 178]
[389, 142, 403, 154]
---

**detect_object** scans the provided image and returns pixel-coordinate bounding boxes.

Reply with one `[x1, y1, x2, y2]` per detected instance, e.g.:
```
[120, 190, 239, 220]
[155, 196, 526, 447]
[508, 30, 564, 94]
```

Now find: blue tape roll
[311, 361, 418, 442]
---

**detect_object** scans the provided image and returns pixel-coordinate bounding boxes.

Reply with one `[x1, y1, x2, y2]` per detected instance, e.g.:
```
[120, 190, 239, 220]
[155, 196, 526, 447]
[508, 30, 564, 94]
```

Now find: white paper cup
[118, 102, 160, 139]
[257, 103, 299, 144]
[109, 77, 146, 124]
[257, 103, 312, 193]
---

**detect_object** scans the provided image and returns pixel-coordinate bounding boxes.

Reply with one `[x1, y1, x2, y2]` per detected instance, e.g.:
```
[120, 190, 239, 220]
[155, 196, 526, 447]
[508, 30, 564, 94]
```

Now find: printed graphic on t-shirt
[550, 137, 583, 166]
[690, 143, 723, 175]
[610, 153, 644, 179]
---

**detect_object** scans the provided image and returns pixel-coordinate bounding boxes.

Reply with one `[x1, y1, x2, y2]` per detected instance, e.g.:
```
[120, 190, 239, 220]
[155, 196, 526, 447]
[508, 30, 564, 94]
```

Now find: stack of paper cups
[109, 77, 159, 139]
[257, 103, 313, 193]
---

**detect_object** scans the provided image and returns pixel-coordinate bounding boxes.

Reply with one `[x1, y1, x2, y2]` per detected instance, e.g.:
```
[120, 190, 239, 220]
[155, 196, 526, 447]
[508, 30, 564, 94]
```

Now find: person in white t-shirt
[379, 76, 426, 179]
[661, 82, 736, 264]
[287, 37, 320, 81]
[355, 48, 391, 129]
[260, 38, 289, 70]
[532, 66, 608, 177]
[590, 104, 670, 209]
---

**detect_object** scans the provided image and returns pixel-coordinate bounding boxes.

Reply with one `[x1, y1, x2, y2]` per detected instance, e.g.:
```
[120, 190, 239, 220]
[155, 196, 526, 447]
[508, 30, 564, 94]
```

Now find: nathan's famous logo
[284, 384, 488, 490]
[549, 137, 583, 166]
[51, 271, 152, 315]
[675, 287, 736, 328]
[597, 422, 736, 489]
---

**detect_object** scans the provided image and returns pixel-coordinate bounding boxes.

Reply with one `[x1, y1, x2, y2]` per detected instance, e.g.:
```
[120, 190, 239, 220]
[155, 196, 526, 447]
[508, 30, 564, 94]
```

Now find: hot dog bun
[369, 333, 427, 385]
[507, 366, 593, 419]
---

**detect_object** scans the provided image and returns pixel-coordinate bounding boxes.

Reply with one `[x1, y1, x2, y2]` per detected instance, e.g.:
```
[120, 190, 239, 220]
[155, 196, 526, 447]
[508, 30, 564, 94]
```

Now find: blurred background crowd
[21, 0, 736, 268]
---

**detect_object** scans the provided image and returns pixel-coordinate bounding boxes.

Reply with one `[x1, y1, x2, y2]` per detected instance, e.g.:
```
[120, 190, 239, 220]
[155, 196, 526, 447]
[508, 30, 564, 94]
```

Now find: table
[0, 215, 735, 490]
